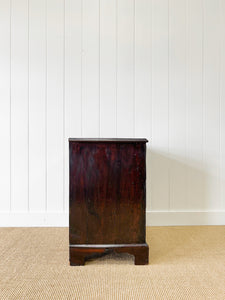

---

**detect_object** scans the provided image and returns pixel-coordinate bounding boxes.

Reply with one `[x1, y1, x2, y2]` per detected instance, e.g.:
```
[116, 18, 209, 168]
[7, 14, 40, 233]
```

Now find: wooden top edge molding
[69, 138, 148, 143]
[70, 243, 148, 248]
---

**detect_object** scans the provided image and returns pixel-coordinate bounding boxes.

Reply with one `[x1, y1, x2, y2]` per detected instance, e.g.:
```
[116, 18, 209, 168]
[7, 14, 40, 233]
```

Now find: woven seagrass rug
[0, 226, 224, 299]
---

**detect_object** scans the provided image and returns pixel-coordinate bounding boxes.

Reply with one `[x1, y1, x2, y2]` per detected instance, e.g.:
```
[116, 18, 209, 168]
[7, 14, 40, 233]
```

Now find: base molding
[69, 243, 149, 266]
[0, 211, 224, 227]
[0, 212, 68, 227]
[146, 210, 225, 226]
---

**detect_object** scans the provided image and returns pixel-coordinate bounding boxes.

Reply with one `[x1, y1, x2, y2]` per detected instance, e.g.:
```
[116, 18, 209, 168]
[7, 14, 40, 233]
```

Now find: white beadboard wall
[0, 0, 225, 226]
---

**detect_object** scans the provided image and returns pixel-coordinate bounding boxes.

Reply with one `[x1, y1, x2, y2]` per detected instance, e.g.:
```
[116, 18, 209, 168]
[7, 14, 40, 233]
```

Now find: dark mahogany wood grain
[70, 244, 149, 265]
[69, 139, 149, 265]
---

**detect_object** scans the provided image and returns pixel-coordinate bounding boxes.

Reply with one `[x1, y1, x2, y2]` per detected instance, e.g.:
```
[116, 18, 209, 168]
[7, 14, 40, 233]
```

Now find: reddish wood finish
[69, 139, 149, 265]
[70, 244, 149, 266]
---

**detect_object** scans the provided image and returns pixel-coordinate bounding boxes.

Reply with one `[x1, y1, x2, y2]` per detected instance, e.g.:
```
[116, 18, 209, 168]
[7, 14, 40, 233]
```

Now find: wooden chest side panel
[69, 142, 146, 244]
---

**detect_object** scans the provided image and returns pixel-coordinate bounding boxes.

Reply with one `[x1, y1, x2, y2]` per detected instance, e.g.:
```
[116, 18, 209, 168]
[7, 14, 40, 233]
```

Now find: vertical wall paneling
[151, 0, 169, 211]
[28, 0, 46, 211]
[99, 0, 117, 137]
[65, 0, 82, 212]
[134, 0, 152, 209]
[221, 0, 225, 210]
[65, 0, 82, 139]
[82, 0, 100, 137]
[117, 0, 135, 137]
[203, 0, 221, 209]
[11, 0, 29, 211]
[134, 0, 151, 138]
[0, 0, 225, 226]
[186, 0, 204, 210]
[0, 0, 11, 211]
[46, 0, 64, 211]
[169, 0, 187, 210]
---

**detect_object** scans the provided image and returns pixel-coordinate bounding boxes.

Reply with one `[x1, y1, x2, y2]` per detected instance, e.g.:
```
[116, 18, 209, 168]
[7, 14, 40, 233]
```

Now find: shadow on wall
[146, 148, 221, 212]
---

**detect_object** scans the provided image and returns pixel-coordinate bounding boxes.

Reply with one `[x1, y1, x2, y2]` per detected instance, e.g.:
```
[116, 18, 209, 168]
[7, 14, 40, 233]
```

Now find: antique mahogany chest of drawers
[69, 138, 149, 265]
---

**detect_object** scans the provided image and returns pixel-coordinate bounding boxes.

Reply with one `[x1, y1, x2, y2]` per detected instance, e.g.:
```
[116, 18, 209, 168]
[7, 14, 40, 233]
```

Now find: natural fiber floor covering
[0, 226, 224, 300]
